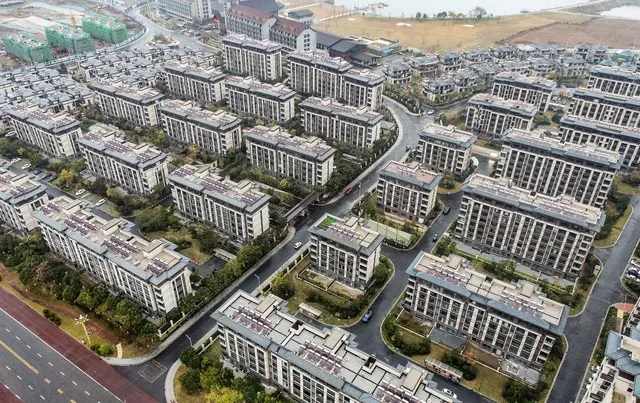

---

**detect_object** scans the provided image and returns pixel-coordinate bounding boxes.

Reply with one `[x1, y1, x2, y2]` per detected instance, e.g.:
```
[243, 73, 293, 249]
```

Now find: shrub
[42, 309, 61, 325]
[442, 350, 477, 380]
[92, 343, 113, 356]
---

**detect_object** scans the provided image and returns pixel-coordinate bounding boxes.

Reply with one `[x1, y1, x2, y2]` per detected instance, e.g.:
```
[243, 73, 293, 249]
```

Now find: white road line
[14, 336, 19, 341]
[84, 391, 90, 396]
[36, 353, 42, 358]
[16, 375, 21, 380]
[72, 381, 77, 386]
[15, 395, 19, 400]
[5, 366, 10, 371]
[28, 385, 33, 390]
[5, 328, 9, 332]
[4, 384, 8, 389]
[40, 395, 45, 400]
[59, 371, 65, 376]
[26, 345, 30, 349]
[48, 362, 53, 367]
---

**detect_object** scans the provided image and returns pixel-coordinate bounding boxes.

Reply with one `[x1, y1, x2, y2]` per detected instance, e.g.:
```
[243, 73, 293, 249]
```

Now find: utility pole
[76, 315, 91, 346]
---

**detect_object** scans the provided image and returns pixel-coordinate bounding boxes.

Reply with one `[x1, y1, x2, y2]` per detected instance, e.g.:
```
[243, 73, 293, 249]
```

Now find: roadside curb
[570, 254, 604, 317]
[593, 204, 634, 249]
[543, 335, 569, 403]
[164, 359, 181, 403]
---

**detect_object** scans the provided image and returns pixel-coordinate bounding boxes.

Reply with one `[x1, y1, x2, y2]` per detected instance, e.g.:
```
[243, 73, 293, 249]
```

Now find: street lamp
[76, 315, 91, 347]
[185, 333, 192, 347]
[254, 274, 261, 289]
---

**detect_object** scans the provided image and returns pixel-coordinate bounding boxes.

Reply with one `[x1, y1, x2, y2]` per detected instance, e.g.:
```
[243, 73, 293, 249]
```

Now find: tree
[200, 362, 234, 390]
[180, 347, 203, 370]
[62, 284, 81, 301]
[415, 12, 422, 19]
[179, 368, 202, 393]
[33, 262, 53, 285]
[136, 206, 179, 233]
[232, 375, 264, 402]
[271, 272, 294, 299]
[205, 387, 244, 403]
[57, 169, 76, 188]
[75, 288, 96, 310]
[90, 178, 108, 196]
[470, 6, 487, 19]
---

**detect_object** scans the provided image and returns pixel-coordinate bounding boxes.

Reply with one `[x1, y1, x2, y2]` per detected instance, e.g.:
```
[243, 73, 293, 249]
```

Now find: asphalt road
[0, 309, 119, 403]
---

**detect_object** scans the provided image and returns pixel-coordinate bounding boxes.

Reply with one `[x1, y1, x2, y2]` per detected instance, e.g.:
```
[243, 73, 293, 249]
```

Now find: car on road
[293, 241, 302, 249]
[10, 158, 20, 164]
[442, 389, 457, 399]
[362, 310, 373, 323]
[21, 163, 31, 170]
[427, 109, 435, 115]
[75, 189, 86, 196]
[443, 205, 451, 215]
[96, 199, 106, 206]
[433, 233, 439, 242]
[344, 187, 353, 195]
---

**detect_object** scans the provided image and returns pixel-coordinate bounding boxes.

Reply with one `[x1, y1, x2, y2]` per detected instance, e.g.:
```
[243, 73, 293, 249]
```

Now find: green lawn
[464, 364, 509, 403]
[614, 176, 640, 195]
[593, 205, 632, 248]
[146, 228, 212, 264]
[438, 180, 464, 194]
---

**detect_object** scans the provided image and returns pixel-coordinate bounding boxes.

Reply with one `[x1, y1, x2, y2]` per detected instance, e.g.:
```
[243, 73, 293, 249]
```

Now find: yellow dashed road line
[44, 378, 51, 384]
[0, 338, 39, 374]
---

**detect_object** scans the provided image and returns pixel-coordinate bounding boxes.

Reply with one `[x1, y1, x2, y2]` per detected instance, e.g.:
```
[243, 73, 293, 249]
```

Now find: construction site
[1, 32, 52, 62]
[45, 24, 94, 54]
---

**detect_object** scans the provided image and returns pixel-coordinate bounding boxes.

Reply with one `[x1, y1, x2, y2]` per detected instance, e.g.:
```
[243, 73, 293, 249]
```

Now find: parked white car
[75, 189, 86, 196]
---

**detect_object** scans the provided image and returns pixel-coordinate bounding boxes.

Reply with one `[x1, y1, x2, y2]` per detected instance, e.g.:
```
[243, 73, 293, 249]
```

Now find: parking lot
[625, 259, 640, 283]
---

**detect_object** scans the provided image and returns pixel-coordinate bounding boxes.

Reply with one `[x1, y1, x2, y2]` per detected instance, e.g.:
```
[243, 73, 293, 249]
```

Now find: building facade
[224, 76, 296, 124]
[245, 125, 336, 186]
[569, 89, 640, 129]
[466, 94, 537, 137]
[491, 72, 556, 113]
[0, 166, 48, 233]
[157, 0, 214, 23]
[168, 164, 270, 242]
[33, 196, 192, 314]
[455, 174, 603, 278]
[163, 62, 226, 104]
[341, 68, 384, 110]
[587, 65, 640, 97]
[308, 213, 384, 290]
[92, 81, 164, 126]
[287, 51, 352, 100]
[417, 123, 476, 174]
[221, 34, 283, 82]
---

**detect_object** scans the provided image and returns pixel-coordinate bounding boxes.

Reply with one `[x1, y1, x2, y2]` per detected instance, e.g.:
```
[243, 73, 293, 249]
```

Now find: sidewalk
[105, 226, 296, 366]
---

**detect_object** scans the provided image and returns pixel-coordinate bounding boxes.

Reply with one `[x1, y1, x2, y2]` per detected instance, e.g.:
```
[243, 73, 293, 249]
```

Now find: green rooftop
[318, 216, 337, 230]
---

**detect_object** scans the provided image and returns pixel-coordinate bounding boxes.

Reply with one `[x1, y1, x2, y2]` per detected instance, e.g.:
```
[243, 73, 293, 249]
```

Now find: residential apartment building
[422, 77, 456, 103]
[224, 76, 295, 124]
[417, 123, 476, 174]
[382, 61, 412, 84]
[163, 62, 226, 104]
[157, 0, 214, 23]
[405, 252, 567, 370]
[308, 213, 384, 290]
[245, 125, 336, 186]
[0, 167, 48, 233]
[168, 164, 270, 242]
[6, 106, 80, 157]
[492, 72, 557, 113]
[569, 89, 640, 129]
[466, 94, 537, 137]
[92, 81, 164, 126]
[587, 65, 640, 97]
[300, 97, 382, 148]
[78, 126, 168, 195]
[409, 55, 439, 77]
[268, 17, 316, 52]
[159, 99, 242, 155]
[221, 34, 283, 82]
[287, 51, 351, 99]
[559, 56, 587, 77]
[377, 160, 441, 223]
[455, 174, 604, 278]
[496, 128, 622, 208]
[213, 290, 461, 403]
[341, 68, 384, 110]
[33, 196, 192, 314]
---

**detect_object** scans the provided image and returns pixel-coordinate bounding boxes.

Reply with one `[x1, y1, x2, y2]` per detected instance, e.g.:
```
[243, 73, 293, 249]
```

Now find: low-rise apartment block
[300, 97, 382, 148]
[268, 16, 316, 52]
[308, 213, 384, 290]
[214, 290, 461, 403]
[382, 61, 412, 84]
[33, 196, 192, 314]
[422, 77, 456, 103]
[456, 174, 604, 278]
[168, 164, 270, 242]
[569, 89, 640, 129]
[405, 252, 567, 370]
[287, 51, 351, 100]
[492, 72, 556, 113]
[496, 128, 622, 208]
[92, 81, 164, 126]
[409, 55, 439, 77]
[78, 126, 168, 195]
[587, 65, 640, 97]
[159, 99, 242, 155]
[377, 160, 441, 222]
[163, 62, 226, 104]
[6, 106, 80, 157]
[221, 34, 283, 82]
[341, 68, 384, 110]
[417, 123, 476, 174]
[0, 167, 48, 233]
[224, 76, 296, 124]
[157, 0, 214, 24]
[466, 94, 537, 137]
[245, 125, 336, 187]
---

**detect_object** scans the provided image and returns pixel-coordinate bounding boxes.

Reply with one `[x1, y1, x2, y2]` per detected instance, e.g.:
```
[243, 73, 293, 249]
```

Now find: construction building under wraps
[2, 33, 53, 63]
[81, 16, 128, 44]
[45, 24, 95, 54]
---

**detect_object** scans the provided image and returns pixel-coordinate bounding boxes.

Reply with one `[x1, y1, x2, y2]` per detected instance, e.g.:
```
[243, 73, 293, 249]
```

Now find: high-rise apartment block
[496, 129, 622, 208]
[221, 34, 283, 82]
[456, 174, 603, 278]
[157, 0, 214, 24]
[492, 72, 556, 113]
[308, 214, 384, 290]
[0, 166, 48, 233]
[569, 89, 640, 129]
[300, 97, 382, 148]
[244, 125, 336, 187]
[377, 160, 441, 223]
[33, 196, 192, 314]
[587, 65, 640, 97]
[341, 68, 385, 110]
[405, 252, 567, 370]
[417, 124, 476, 174]
[224, 76, 296, 124]
[163, 62, 226, 104]
[93, 81, 164, 126]
[159, 100, 242, 155]
[466, 94, 537, 137]
[168, 164, 270, 242]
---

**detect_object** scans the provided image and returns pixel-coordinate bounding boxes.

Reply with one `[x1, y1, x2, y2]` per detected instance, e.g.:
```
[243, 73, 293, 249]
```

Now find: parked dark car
[443, 205, 451, 215]
[362, 310, 373, 323]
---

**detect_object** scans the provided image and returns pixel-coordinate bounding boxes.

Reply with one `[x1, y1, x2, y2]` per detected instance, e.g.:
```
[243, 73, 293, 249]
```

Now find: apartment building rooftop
[468, 93, 538, 117]
[33, 196, 188, 285]
[47, 24, 89, 38]
[169, 164, 270, 214]
[503, 128, 623, 169]
[159, 100, 241, 131]
[163, 62, 226, 82]
[224, 76, 296, 100]
[560, 115, 640, 141]
[221, 33, 282, 52]
[572, 88, 640, 108]
[0, 170, 46, 205]
[494, 71, 557, 90]
[407, 252, 568, 334]
[6, 106, 79, 133]
[464, 174, 604, 231]
[288, 50, 353, 72]
[309, 213, 384, 255]
[4, 33, 46, 48]
[214, 291, 460, 403]
[228, 4, 273, 23]
[92, 81, 163, 105]
[342, 68, 385, 85]
[271, 16, 308, 36]
[300, 97, 382, 124]
[79, 124, 166, 169]
[589, 64, 640, 80]
[418, 123, 476, 147]
[82, 15, 126, 29]
[379, 160, 442, 191]
[244, 125, 336, 162]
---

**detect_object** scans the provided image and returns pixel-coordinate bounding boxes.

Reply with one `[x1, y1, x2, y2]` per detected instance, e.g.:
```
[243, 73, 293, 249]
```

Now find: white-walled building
[224, 76, 296, 124]
[245, 125, 336, 187]
[33, 196, 192, 314]
[466, 94, 537, 137]
[287, 51, 352, 99]
[7, 106, 80, 158]
[492, 72, 556, 113]
[92, 81, 164, 126]
[587, 65, 640, 97]
[78, 125, 168, 195]
[569, 89, 640, 129]
[341, 68, 384, 110]
[168, 164, 270, 242]
[163, 62, 226, 104]
[417, 124, 476, 174]
[157, 0, 214, 23]
[377, 160, 441, 222]
[221, 34, 283, 82]
[0, 166, 48, 233]
[159, 99, 242, 155]
[308, 213, 384, 290]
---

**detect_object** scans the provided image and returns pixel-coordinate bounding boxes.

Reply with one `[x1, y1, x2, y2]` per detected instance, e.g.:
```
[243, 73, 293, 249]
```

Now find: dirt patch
[508, 17, 640, 48]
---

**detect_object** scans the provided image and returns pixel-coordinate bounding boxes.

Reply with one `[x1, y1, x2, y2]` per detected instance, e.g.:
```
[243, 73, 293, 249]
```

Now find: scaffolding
[45, 24, 95, 54]
[81, 16, 128, 44]
[1, 33, 53, 63]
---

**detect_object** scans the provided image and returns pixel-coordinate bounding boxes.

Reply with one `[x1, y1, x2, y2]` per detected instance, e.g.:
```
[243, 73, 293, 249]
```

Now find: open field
[315, 12, 590, 51]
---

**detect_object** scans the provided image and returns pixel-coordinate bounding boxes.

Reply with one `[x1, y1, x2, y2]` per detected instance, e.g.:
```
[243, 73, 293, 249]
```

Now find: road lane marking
[36, 353, 42, 358]
[44, 378, 51, 384]
[60, 371, 65, 376]
[16, 375, 21, 380]
[0, 339, 39, 374]
[40, 395, 45, 400]
[71, 381, 77, 386]
[26, 345, 30, 349]
[48, 362, 53, 367]
[5, 366, 10, 370]
[5, 328, 9, 332]
[70, 399, 77, 403]
[84, 391, 90, 396]
[28, 385, 33, 390]
[57, 389, 63, 394]
[14, 336, 19, 341]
